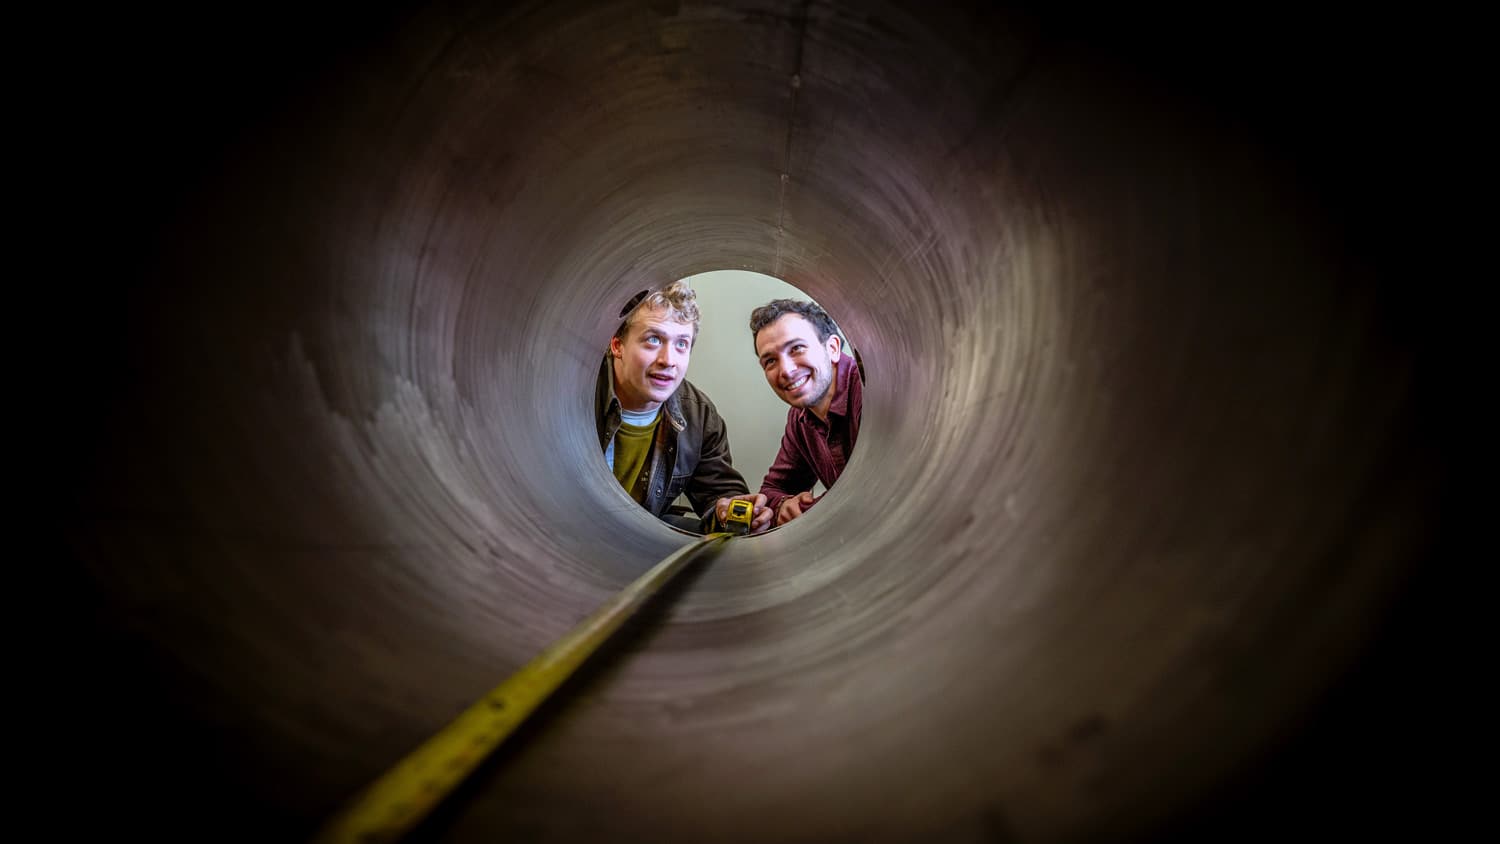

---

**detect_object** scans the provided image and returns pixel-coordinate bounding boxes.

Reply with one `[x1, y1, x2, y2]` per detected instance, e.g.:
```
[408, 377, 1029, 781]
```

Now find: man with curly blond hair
[595, 281, 773, 534]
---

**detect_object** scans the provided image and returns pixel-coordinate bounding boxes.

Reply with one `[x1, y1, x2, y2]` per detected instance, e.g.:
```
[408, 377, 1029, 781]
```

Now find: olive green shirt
[611, 416, 659, 501]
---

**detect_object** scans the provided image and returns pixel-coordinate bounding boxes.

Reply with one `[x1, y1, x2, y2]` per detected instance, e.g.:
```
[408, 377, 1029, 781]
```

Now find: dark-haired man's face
[755, 314, 841, 415]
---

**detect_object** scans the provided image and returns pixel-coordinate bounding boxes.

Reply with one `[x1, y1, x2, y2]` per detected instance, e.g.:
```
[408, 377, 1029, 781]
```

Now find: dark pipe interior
[57, 2, 1452, 842]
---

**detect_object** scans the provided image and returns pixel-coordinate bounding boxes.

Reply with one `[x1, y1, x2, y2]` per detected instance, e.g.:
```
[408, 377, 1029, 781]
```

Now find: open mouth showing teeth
[785, 374, 809, 391]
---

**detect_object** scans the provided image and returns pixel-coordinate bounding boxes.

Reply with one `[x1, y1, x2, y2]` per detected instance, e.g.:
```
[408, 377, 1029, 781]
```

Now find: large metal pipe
[64, 2, 1445, 841]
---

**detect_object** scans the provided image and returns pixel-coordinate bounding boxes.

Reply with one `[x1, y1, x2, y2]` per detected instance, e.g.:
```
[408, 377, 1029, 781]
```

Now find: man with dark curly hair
[715, 298, 862, 528]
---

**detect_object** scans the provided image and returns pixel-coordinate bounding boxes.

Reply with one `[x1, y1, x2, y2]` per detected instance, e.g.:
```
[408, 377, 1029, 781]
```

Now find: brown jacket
[595, 356, 749, 531]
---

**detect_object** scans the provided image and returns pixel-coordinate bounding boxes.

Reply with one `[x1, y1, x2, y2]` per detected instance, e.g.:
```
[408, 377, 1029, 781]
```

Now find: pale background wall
[680, 269, 810, 494]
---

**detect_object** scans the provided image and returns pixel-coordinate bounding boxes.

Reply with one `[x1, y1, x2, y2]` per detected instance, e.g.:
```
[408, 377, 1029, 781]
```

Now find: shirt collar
[827, 353, 854, 419]
[797, 353, 854, 427]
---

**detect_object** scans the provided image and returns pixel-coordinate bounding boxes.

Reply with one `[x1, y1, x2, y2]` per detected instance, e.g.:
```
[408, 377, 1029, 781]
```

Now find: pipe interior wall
[58, 2, 1448, 842]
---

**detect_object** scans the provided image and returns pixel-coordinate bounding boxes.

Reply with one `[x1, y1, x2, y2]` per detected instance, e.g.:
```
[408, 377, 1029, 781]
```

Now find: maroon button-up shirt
[758, 350, 862, 518]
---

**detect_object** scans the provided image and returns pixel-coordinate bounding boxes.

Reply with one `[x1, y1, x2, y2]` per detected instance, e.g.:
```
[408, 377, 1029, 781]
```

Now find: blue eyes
[645, 336, 689, 351]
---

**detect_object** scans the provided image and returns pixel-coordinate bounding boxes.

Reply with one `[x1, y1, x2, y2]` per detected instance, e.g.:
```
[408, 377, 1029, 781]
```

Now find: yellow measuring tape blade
[312, 533, 731, 844]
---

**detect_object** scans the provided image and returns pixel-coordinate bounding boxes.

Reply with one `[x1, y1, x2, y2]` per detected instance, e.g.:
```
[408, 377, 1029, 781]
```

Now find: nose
[778, 353, 796, 379]
[660, 345, 688, 373]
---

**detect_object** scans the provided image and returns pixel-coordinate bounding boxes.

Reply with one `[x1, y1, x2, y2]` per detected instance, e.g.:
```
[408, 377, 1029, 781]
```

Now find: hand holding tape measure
[715, 493, 772, 535]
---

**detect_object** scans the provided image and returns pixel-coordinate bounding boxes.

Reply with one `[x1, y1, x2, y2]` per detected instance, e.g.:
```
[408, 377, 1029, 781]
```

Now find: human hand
[716, 493, 773, 534]
[775, 490, 818, 526]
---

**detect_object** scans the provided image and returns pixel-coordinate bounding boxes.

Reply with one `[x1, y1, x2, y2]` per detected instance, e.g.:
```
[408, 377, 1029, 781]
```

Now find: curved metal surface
[63, 2, 1445, 842]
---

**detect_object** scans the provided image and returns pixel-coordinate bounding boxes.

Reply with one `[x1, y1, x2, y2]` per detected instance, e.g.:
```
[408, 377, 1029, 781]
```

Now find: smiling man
[596, 281, 772, 534]
[731, 298, 863, 527]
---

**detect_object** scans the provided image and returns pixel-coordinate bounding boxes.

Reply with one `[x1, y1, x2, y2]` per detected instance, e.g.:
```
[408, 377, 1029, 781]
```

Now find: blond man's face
[610, 305, 695, 412]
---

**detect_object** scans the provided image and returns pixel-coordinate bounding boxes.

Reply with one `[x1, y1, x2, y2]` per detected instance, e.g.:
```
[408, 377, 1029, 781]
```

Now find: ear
[826, 333, 842, 362]
[609, 335, 624, 359]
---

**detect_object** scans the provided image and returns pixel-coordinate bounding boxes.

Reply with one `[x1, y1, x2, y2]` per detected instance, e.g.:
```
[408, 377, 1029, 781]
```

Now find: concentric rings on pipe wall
[67, 1, 1442, 842]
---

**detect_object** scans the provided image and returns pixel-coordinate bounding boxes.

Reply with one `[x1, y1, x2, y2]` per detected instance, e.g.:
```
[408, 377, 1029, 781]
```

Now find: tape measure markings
[312, 532, 732, 843]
